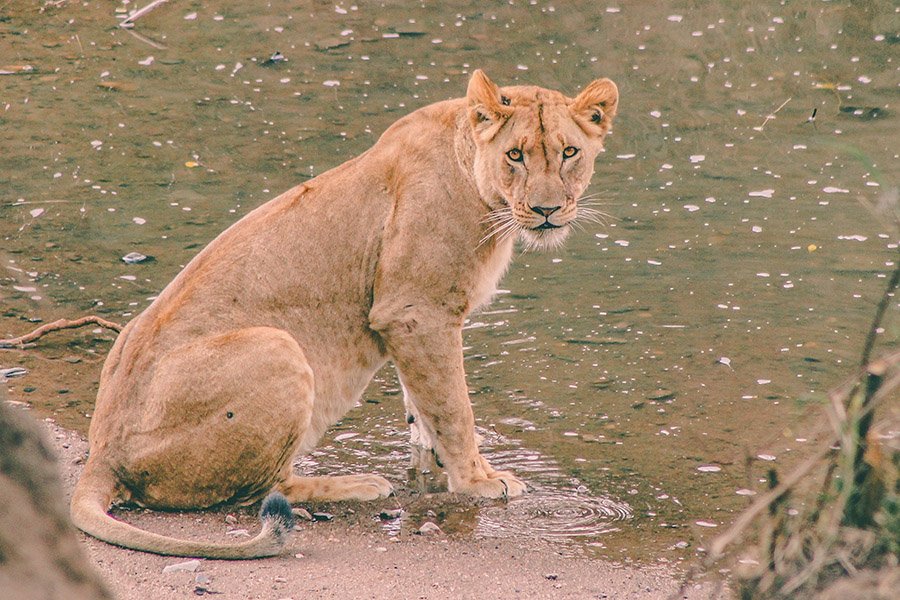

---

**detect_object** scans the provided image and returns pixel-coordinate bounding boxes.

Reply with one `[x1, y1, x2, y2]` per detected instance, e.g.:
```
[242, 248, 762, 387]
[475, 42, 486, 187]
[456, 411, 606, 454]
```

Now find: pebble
[417, 522, 442, 535]
[312, 512, 334, 522]
[379, 509, 403, 520]
[224, 514, 238, 525]
[162, 559, 201, 573]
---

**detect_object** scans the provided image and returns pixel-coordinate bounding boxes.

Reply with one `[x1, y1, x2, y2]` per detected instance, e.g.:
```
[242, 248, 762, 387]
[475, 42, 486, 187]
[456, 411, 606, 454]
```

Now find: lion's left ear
[467, 69, 511, 141]
[571, 78, 618, 135]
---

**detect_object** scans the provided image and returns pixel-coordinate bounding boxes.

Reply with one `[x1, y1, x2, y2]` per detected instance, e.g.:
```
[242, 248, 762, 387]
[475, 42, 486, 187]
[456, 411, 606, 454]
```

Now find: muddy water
[1, 1, 897, 564]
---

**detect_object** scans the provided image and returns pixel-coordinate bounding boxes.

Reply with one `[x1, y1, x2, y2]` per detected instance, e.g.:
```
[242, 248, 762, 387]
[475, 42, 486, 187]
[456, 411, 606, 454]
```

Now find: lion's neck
[452, 111, 479, 195]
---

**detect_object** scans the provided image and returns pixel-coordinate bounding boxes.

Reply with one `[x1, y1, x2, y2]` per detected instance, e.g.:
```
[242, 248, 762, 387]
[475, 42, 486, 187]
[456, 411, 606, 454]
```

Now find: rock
[121, 252, 152, 264]
[647, 390, 675, 402]
[545, 573, 559, 580]
[224, 514, 238, 525]
[291, 507, 313, 521]
[162, 559, 201, 573]
[312, 512, 333, 522]
[417, 522, 442, 535]
[0, 367, 27, 378]
[379, 509, 403, 520]
[225, 528, 250, 538]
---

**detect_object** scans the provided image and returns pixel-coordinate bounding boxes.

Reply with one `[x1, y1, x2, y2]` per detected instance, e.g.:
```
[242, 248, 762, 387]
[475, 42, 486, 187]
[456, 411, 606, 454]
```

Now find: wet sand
[41, 418, 720, 600]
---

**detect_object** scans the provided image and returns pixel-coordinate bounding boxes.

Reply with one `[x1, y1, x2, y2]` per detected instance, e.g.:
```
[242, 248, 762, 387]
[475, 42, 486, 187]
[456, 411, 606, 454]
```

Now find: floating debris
[0, 65, 35, 75]
[261, 51, 287, 65]
[748, 189, 775, 198]
[697, 464, 722, 473]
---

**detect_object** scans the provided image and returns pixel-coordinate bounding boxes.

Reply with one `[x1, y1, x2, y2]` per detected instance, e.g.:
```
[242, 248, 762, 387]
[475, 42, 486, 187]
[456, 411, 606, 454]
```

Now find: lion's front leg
[385, 325, 526, 499]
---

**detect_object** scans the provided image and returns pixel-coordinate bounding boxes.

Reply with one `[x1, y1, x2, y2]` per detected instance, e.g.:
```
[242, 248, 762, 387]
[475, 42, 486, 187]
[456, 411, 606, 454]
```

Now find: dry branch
[0, 316, 123, 348]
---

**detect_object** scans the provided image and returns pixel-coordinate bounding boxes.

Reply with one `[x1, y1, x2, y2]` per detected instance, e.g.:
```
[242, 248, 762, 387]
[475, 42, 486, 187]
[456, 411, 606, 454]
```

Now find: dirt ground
[39, 416, 720, 600]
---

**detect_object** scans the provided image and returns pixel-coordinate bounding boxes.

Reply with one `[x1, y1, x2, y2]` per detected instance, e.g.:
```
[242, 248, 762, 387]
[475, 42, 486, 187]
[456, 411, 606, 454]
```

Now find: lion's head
[466, 70, 619, 250]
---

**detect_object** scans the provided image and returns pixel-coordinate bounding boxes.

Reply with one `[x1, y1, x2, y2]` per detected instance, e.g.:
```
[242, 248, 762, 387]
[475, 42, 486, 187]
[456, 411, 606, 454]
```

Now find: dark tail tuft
[259, 492, 294, 541]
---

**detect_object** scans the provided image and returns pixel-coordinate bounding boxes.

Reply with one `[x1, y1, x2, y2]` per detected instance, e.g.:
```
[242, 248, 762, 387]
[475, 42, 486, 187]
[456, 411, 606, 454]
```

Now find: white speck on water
[757, 379, 771, 385]
[90, 140, 103, 149]
[684, 204, 700, 212]
[334, 432, 358, 442]
[551, 258, 563, 263]
[689, 155, 705, 163]
[667, 15, 683, 23]
[757, 272, 770, 277]
[517, 64, 529, 71]
[695, 520, 717, 528]
[334, 6, 347, 14]
[858, 75, 871, 84]
[697, 465, 722, 473]
[132, 217, 146, 225]
[650, 110, 662, 118]
[660, 163, 673, 170]
[737, 109, 747, 116]
[119, 275, 137, 281]
[705, 197, 716, 203]
[594, 233, 609, 239]
[213, 14, 224, 21]
[138, 56, 154, 66]
[752, 225, 763, 233]
[100, 71, 109, 78]
[647, 259, 662, 266]
[757, 454, 777, 461]
[717, 357, 732, 368]
[563, 431, 579, 437]
[184, 12, 197, 20]
[822, 186, 849, 194]
[617, 154, 636, 159]
[736, 488, 757, 496]
[29, 208, 44, 218]
[382, 33, 400, 38]
[749, 189, 774, 198]
[838, 235, 867, 242]
[280, 78, 291, 84]
[13, 285, 37, 292]
[606, 6, 621, 13]
[415, 75, 428, 80]
[614, 240, 630, 247]
[215, 64, 226, 71]
[323, 80, 340, 87]
[341, 29, 353, 36]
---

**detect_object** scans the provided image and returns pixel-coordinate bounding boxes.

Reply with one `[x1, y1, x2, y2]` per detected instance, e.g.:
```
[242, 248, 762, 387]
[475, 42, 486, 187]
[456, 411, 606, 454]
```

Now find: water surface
[1, 0, 897, 563]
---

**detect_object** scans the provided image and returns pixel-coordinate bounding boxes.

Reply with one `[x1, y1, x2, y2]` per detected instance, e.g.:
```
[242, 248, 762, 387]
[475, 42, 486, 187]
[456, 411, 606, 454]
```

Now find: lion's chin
[519, 225, 571, 251]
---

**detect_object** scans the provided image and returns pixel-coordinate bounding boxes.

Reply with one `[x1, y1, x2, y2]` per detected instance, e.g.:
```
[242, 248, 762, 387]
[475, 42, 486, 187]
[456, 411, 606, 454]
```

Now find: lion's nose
[529, 205, 561, 218]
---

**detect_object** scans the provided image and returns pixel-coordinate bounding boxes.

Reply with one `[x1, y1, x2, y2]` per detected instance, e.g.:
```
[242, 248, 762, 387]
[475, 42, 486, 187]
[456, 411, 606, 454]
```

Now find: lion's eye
[506, 148, 524, 162]
[562, 146, 579, 159]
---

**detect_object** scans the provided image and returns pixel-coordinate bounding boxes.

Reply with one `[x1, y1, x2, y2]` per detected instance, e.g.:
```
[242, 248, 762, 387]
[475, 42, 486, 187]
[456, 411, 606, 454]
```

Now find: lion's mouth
[534, 222, 562, 231]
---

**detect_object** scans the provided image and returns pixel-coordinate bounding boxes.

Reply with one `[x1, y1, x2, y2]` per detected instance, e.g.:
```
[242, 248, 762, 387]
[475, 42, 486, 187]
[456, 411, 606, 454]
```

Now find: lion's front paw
[453, 470, 527, 499]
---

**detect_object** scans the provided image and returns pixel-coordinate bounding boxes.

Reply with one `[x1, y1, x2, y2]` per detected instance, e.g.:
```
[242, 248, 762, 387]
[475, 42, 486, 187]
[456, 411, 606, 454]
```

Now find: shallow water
[1, 1, 897, 563]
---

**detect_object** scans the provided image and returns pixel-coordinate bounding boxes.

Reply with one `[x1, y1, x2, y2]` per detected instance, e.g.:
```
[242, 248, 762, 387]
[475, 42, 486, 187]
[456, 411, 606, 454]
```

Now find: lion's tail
[70, 464, 294, 560]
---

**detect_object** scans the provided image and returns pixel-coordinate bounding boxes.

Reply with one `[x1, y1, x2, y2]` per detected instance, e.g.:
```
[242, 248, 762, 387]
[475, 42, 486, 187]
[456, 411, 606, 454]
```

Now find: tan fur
[70, 70, 619, 558]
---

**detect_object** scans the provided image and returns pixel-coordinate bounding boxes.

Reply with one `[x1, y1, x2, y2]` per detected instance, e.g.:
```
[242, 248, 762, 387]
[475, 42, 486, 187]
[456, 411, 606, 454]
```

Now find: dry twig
[0, 316, 122, 348]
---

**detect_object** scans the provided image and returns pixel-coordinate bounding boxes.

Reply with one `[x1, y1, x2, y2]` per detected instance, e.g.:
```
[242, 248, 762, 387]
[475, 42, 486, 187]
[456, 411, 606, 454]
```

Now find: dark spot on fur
[407, 414, 416, 424]
[500, 95, 510, 106]
[226, 411, 234, 419]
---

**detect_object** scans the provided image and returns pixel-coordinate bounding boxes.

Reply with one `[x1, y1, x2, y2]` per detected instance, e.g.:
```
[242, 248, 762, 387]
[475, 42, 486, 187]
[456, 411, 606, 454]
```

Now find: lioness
[70, 70, 619, 558]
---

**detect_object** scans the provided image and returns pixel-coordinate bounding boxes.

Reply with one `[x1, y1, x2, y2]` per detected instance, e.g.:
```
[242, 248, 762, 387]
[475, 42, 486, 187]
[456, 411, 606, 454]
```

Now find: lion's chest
[470, 237, 515, 312]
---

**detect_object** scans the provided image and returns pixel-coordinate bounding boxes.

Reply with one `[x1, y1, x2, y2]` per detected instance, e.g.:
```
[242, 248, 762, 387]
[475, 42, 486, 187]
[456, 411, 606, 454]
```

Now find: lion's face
[467, 71, 618, 250]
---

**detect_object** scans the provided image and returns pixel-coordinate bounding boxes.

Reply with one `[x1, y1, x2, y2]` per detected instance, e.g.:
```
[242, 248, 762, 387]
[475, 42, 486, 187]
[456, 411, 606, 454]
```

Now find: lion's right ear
[467, 69, 509, 141]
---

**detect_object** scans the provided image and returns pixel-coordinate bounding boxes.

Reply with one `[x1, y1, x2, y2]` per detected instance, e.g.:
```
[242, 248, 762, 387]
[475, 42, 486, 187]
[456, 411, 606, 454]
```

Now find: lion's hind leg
[123, 326, 315, 509]
[277, 474, 393, 503]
